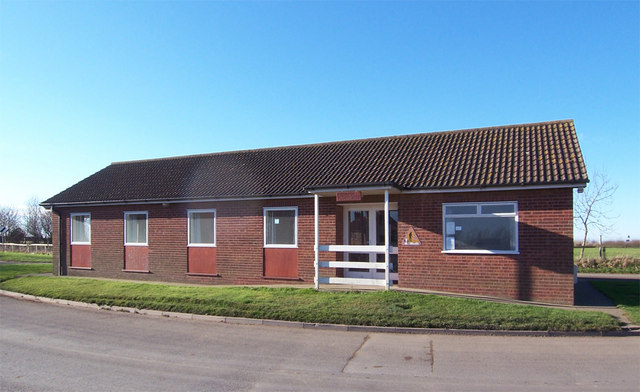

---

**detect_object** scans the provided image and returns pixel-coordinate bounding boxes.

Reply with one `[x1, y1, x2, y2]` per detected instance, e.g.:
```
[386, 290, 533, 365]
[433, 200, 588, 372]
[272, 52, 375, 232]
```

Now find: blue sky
[1, 1, 638, 241]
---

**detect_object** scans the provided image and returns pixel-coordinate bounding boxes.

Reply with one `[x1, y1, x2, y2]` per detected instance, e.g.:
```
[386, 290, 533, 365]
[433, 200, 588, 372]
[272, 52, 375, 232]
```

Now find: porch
[309, 185, 401, 290]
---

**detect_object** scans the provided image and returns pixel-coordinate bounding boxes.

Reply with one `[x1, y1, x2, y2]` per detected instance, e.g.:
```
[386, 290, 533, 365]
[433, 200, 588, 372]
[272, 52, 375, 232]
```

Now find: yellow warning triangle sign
[405, 226, 421, 245]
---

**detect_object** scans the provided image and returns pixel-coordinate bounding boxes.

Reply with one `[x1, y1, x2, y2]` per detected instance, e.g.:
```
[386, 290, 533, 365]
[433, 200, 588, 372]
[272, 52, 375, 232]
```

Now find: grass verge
[0, 252, 53, 263]
[590, 281, 640, 324]
[0, 276, 620, 332]
[0, 263, 52, 282]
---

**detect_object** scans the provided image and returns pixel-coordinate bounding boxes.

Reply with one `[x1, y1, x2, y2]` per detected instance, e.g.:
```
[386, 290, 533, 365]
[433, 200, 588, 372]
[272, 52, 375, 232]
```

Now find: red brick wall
[50, 188, 574, 304]
[397, 188, 574, 305]
[52, 197, 339, 285]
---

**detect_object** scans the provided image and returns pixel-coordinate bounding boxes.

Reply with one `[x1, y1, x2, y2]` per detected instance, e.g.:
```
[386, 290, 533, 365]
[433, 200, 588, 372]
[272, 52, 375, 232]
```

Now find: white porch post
[384, 189, 390, 290]
[314, 193, 320, 290]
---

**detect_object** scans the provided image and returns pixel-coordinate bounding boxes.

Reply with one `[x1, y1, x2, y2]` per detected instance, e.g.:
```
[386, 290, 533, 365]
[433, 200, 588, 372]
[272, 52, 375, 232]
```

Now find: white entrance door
[344, 205, 398, 283]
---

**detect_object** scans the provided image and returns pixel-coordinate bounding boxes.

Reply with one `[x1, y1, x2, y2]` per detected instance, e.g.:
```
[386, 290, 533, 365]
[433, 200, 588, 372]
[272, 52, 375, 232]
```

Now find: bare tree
[40, 209, 52, 242]
[0, 206, 21, 233]
[24, 197, 43, 242]
[574, 171, 618, 259]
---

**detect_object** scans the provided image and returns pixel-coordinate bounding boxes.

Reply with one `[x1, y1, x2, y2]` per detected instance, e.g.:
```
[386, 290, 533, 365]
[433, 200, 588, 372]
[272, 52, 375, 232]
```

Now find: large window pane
[443, 202, 517, 252]
[445, 217, 516, 251]
[71, 214, 90, 243]
[265, 209, 296, 246]
[189, 211, 215, 245]
[125, 213, 147, 244]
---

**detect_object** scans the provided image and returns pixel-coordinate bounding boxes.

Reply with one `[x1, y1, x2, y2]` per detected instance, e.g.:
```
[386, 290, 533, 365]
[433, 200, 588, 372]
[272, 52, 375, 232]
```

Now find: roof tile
[43, 119, 588, 205]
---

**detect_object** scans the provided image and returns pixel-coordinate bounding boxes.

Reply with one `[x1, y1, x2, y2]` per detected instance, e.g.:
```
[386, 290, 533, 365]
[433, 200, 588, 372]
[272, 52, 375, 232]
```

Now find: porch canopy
[306, 183, 403, 290]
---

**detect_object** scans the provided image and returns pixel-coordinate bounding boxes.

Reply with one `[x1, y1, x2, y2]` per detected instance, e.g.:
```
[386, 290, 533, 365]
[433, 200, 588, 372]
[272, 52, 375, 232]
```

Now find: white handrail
[318, 261, 386, 269]
[317, 277, 386, 286]
[318, 244, 386, 253]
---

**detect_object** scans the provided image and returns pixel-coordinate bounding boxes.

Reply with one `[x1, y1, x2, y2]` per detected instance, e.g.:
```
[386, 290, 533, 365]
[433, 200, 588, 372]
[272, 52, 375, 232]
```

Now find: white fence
[316, 244, 389, 287]
[1, 243, 53, 254]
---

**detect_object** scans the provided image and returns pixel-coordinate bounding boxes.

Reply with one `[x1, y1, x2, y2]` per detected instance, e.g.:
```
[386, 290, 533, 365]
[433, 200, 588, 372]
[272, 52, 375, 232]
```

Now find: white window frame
[442, 201, 519, 255]
[187, 209, 216, 247]
[70, 213, 91, 245]
[263, 206, 298, 248]
[124, 211, 148, 246]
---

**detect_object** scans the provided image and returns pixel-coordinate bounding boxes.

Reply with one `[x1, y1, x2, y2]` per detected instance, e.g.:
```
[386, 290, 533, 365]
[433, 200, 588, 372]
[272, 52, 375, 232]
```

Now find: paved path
[1, 296, 639, 392]
[574, 275, 639, 324]
[578, 273, 639, 280]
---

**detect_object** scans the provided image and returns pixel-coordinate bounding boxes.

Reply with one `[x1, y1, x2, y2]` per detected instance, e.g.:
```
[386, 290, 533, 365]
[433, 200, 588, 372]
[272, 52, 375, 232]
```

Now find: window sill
[263, 245, 298, 249]
[69, 266, 93, 270]
[122, 269, 151, 273]
[442, 250, 520, 255]
[124, 243, 148, 247]
[187, 244, 216, 248]
[262, 276, 302, 281]
[186, 273, 220, 277]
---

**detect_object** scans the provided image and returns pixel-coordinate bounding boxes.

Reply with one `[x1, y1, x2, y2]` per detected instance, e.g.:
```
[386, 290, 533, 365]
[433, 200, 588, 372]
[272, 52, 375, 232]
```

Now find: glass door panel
[345, 206, 399, 282]
[347, 210, 371, 272]
[375, 210, 398, 277]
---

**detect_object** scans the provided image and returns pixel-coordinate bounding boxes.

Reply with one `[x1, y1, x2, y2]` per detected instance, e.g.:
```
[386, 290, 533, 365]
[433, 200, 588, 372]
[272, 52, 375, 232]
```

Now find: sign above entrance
[404, 226, 421, 246]
[336, 191, 362, 202]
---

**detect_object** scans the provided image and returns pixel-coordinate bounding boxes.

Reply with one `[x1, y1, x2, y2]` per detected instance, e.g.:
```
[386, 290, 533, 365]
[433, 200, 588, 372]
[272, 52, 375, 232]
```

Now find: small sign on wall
[404, 226, 421, 246]
[336, 191, 362, 202]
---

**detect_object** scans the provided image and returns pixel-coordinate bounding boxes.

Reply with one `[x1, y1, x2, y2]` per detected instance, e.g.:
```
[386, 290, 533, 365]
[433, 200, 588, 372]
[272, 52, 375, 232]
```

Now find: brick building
[42, 120, 587, 305]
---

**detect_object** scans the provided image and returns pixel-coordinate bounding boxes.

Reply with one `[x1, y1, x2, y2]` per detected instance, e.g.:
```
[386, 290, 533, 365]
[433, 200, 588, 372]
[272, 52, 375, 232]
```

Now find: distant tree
[7, 227, 25, 243]
[574, 171, 618, 259]
[40, 209, 52, 242]
[0, 206, 21, 233]
[24, 197, 44, 242]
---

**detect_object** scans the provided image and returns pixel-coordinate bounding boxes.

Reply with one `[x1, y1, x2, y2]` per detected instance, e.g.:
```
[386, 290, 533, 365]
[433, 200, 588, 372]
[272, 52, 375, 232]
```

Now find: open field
[0, 275, 620, 332]
[574, 247, 640, 260]
[0, 251, 53, 263]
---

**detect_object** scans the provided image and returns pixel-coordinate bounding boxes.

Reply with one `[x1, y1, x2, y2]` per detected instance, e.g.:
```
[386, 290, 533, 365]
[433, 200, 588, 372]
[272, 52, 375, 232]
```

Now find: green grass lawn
[0, 276, 620, 332]
[0, 263, 52, 282]
[0, 252, 53, 263]
[574, 247, 640, 260]
[590, 281, 640, 324]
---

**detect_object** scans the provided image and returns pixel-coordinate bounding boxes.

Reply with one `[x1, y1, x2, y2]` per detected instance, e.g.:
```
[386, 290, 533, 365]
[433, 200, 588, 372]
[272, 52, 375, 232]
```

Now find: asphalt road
[1, 296, 639, 392]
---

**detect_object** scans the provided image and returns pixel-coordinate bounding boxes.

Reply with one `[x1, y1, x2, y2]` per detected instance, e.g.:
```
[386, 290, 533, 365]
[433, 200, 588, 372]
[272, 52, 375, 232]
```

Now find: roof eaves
[305, 182, 405, 193]
[41, 192, 313, 208]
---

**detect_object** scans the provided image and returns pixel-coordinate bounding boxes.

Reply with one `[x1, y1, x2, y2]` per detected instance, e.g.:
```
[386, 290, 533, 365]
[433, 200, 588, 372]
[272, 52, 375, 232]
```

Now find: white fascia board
[45, 194, 313, 208]
[404, 183, 587, 194]
[307, 185, 402, 196]
[44, 182, 587, 208]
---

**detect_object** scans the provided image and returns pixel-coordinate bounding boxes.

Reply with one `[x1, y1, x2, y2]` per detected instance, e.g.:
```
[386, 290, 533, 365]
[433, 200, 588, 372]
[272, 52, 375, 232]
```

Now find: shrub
[575, 256, 640, 273]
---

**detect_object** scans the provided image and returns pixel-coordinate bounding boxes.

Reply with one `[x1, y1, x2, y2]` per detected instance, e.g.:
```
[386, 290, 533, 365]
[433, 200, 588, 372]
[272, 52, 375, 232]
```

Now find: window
[71, 213, 91, 244]
[443, 202, 518, 253]
[188, 209, 216, 246]
[264, 207, 297, 247]
[124, 212, 148, 245]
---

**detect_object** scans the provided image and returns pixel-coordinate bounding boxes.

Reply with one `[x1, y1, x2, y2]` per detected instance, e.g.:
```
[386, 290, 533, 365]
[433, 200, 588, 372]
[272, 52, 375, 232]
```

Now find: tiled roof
[43, 120, 588, 206]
